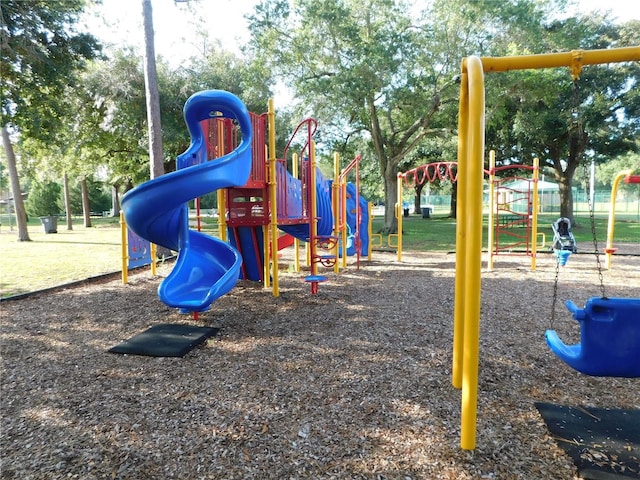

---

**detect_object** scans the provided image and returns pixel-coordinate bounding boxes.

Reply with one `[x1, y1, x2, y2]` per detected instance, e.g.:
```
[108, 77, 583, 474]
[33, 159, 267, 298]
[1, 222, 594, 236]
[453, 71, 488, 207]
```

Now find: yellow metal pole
[452, 70, 469, 391]
[120, 211, 128, 284]
[333, 152, 341, 273]
[531, 158, 540, 271]
[268, 98, 279, 297]
[396, 173, 403, 262]
[151, 243, 157, 276]
[217, 122, 227, 242]
[460, 55, 485, 451]
[480, 47, 640, 73]
[487, 151, 495, 271]
[605, 170, 632, 269]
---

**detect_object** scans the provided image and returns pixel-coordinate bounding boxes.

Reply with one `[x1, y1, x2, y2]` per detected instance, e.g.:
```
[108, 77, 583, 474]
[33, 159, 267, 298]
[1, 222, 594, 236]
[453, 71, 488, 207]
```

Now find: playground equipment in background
[551, 217, 577, 254]
[395, 162, 458, 261]
[119, 211, 157, 284]
[486, 152, 541, 271]
[454, 46, 640, 450]
[550, 217, 577, 267]
[205, 102, 371, 296]
[604, 169, 640, 269]
[122, 90, 371, 311]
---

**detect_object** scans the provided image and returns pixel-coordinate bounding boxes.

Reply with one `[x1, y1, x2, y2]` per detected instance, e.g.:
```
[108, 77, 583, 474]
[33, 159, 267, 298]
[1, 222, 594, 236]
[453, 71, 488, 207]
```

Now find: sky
[81, 0, 260, 66]
[82, 0, 640, 68]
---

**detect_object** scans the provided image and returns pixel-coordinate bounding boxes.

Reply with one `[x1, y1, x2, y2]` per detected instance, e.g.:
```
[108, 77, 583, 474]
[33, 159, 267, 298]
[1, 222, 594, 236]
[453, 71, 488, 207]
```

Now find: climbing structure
[201, 101, 370, 295]
[486, 152, 540, 270]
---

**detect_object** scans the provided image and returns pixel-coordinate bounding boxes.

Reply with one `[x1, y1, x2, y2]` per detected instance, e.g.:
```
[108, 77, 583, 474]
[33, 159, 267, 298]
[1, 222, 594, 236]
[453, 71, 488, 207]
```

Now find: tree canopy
[2, 0, 638, 240]
[1, 0, 101, 137]
[247, 0, 640, 230]
[1, 0, 101, 240]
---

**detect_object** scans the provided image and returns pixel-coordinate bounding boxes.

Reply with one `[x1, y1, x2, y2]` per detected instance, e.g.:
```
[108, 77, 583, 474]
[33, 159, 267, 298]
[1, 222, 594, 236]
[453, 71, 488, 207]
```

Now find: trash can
[421, 207, 431, 219]
[39, 215, 58, 234]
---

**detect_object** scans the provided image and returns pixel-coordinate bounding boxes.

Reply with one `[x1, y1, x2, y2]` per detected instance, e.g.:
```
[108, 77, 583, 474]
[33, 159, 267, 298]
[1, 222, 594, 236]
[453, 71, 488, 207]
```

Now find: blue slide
[278, 166, 334, 240]
[121, 90, 253, 313]
[343, 182, 369, 256]
[230, 168, 370, 282]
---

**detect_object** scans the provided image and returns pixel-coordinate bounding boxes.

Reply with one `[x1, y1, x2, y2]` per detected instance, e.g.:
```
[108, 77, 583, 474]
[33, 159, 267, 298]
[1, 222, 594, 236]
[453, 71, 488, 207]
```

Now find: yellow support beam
[452, 68, 469, 392]
[478, 47, 640, 76]
[268, 98, 279, 297]
[120, 211, 128, 284]
[605, 170, 633, 269]
[217, 122, 227, 242]
[333, 152, 341, 273]
[455, 46, 640, 450]
[531, 158, 540, 271]
[460, 55, 485, 451]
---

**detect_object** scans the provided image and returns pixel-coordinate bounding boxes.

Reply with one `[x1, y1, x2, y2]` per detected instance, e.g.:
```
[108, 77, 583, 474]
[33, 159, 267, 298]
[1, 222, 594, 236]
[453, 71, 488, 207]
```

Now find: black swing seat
[545, 297, 640, 378]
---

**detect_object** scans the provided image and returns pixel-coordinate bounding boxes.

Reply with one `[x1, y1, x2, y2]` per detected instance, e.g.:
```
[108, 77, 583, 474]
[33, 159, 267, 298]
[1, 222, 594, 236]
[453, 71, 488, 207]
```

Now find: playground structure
[454, 46, 640, 450]
[119, 211, 157, 284]
[121, 91, 371, 312]
[486, 152, 540, 270]
[604, 169, 640, 269]
[396, 157, 543, 269]
[212, 106, 370, 295]
[395, 162, 458, 261]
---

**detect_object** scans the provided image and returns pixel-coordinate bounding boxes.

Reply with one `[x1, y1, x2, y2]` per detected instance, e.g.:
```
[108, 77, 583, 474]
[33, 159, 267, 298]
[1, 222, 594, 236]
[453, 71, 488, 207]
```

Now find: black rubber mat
[535, 402, 640, 479]
[108, 323, 218, 357]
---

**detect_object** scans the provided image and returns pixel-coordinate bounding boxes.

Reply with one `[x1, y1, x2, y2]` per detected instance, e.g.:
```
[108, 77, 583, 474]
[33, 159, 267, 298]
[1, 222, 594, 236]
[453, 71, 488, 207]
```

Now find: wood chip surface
[2, 244, 639, 479]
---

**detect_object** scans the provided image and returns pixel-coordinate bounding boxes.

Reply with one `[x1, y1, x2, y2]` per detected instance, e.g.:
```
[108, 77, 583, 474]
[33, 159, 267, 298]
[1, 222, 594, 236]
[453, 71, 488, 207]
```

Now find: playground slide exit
[121, 90, 253, 312]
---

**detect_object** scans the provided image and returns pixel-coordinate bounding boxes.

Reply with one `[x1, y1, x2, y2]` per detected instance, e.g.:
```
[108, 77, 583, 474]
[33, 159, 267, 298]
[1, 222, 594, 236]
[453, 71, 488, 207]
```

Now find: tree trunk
[81, 178, 92, 227]
[111, 184, 120, 217]
[142, 0, 165, 180]
[63, 172, 73, 231]
[381, 164, 399, 234]
[558, 178, 574, 223]
[1, 126, 30, 241]
[450, 181, 458, 218]
[413, 182, 424, 215]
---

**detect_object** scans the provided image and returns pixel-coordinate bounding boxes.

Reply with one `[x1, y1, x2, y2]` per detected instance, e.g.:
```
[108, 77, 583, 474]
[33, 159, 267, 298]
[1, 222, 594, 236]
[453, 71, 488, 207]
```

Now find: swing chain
[550, 255, 560, 327]
[574, 79, 607, 299]
[585, 164, 607, 298]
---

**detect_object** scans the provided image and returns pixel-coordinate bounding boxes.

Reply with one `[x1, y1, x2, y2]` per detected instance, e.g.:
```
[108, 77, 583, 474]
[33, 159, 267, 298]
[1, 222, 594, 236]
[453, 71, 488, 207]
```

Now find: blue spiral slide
[121, 90, 253, 313]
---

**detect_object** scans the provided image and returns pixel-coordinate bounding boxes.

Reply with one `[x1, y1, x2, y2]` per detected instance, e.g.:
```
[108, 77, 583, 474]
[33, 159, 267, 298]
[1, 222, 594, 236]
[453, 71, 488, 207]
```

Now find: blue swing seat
[545, 297, 640, 378]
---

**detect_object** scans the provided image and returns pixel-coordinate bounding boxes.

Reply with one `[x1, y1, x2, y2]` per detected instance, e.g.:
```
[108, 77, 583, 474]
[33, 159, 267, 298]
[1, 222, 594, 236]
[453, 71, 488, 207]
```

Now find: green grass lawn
[378, 212, 639, 252]
[0, 212, 637, 298]
[0, 217, 123, 298]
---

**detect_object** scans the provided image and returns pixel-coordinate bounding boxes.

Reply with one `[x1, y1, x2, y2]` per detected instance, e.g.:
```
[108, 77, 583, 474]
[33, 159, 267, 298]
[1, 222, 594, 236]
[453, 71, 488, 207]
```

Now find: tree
[82, 43, 274, 177]
[62, 173, 73, 230]
[485, 15, 640, 224]
[141, 0, 164, 179]
[65, 176, 111, 215]
[25, 181, 61, 217]
[247, 0, 564, 233]
[1, 127, 29, 239]
[1, 0, 100, 240]
[595, 152, 640, 191]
